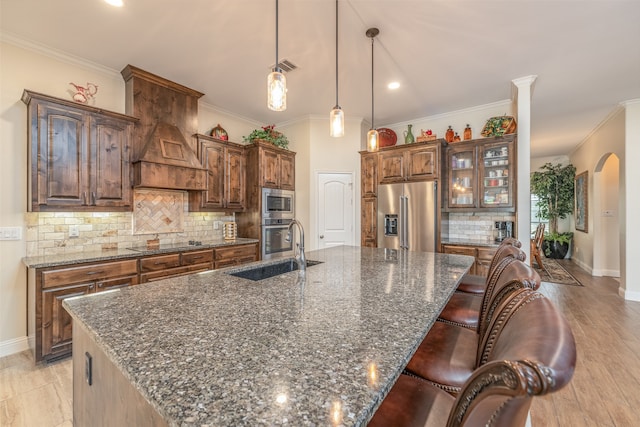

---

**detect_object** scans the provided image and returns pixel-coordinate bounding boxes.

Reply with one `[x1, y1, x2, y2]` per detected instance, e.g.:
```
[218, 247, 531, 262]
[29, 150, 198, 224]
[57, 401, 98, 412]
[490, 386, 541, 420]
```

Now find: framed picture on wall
[575, 170, 588, 232]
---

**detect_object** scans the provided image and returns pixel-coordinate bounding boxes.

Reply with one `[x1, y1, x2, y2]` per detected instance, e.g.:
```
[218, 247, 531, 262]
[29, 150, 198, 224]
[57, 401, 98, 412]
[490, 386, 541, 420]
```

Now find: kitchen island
[63, 245, 473, 426]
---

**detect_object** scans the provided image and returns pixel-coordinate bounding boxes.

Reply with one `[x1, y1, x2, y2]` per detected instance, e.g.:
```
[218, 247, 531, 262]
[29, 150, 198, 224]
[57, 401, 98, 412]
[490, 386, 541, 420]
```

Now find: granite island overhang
[63, 245, 473, 426]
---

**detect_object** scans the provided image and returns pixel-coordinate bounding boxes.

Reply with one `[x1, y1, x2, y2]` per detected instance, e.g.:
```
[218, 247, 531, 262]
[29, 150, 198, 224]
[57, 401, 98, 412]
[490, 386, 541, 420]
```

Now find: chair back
[499, 237, 521, 248]
[449, 289, 576, 426]
[486, 243, 526, 280]
[532, 223, 545, 252]
[476, 259, 541, 342]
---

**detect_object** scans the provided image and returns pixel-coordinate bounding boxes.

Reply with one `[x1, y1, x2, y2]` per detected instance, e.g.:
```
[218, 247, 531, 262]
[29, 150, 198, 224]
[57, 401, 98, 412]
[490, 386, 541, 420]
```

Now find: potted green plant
[243, 124, 289, 149]
[530, 162, 576, 259]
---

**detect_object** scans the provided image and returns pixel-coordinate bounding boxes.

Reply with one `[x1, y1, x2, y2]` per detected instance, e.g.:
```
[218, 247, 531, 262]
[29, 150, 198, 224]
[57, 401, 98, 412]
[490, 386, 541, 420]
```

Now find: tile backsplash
[25, 190, 233, 257]
[442, 212, 516, 243]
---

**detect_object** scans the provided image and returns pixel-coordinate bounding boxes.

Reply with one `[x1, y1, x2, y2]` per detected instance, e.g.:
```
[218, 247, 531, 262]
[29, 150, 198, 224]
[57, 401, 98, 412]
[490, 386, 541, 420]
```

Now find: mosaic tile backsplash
[25, 190, 233, 257]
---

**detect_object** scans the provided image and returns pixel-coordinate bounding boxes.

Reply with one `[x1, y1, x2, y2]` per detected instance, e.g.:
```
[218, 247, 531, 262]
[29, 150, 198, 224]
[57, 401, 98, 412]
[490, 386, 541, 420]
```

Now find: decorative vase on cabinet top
[445, 126, 454, 143]
[403, 124, 415, 144]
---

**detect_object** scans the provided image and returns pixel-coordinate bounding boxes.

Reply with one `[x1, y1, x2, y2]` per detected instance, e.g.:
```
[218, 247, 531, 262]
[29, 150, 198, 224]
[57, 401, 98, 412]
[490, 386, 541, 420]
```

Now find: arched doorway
[593, 153, 620, 277]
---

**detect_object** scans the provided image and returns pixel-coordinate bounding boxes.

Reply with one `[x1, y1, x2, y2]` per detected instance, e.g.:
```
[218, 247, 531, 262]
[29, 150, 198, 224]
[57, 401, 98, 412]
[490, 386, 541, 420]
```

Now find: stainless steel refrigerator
[377, 181, 438, 251]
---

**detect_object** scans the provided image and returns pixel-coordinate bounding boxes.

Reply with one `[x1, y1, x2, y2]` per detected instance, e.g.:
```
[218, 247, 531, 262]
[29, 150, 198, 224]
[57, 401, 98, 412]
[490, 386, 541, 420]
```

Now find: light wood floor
[1, 260, 639, 426]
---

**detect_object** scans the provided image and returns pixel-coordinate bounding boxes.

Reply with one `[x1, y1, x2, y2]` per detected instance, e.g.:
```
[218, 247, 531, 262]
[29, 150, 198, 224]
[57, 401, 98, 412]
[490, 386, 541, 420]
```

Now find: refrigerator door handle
[402, 195, 409, 249]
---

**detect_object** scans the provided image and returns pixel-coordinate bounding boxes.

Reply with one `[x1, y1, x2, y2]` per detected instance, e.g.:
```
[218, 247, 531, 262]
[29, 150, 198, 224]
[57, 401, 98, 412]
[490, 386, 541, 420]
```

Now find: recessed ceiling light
[105, 0, 123, 7]
[388, 82, 400, 90]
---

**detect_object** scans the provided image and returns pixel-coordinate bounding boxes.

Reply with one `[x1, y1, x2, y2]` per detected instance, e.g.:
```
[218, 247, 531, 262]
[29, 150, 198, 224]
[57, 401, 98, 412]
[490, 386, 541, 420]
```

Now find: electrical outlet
[69, 225, 79, 238]
[214, 221, 220, 230]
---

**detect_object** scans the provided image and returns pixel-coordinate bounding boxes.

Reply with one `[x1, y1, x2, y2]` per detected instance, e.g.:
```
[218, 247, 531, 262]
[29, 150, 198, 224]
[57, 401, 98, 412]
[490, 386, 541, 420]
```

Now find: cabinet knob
[319, 235, 324, 239]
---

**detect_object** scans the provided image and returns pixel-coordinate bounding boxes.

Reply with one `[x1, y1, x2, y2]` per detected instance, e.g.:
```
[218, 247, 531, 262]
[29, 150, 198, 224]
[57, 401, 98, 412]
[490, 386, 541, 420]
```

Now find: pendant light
[329, 0, 344, 137]
[366, 28, 379, 152]
[268, 0, 287, 111]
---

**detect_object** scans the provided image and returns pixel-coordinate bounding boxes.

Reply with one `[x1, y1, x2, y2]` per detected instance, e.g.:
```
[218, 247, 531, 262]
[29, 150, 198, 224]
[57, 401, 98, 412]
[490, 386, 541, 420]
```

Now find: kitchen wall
[0, 40, 258, 356]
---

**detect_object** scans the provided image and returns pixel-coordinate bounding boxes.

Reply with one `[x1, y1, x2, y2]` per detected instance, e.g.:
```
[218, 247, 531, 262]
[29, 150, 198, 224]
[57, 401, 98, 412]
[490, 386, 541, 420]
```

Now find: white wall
[593, 155, 620, 276]
[569, 108, 627, 291]
[622, 100, 640, 300]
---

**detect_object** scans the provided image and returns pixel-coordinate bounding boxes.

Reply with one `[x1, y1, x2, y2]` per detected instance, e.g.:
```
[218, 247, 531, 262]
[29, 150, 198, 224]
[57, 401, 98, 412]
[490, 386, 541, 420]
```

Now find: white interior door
[317, 173, 354, 249]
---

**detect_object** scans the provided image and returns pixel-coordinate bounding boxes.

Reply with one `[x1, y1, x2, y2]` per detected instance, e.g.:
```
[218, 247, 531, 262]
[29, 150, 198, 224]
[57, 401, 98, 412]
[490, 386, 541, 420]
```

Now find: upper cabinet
[245, 140, 296, 191]
[189, 135, 245, 212]
[444, 134, 517, 212]
[22, 90, 138, 212]
[378, 143, 440, 183]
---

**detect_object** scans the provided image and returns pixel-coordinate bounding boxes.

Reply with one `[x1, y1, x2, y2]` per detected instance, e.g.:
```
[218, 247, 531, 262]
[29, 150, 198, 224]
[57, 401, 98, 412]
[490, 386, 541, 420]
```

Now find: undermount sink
[227, 259, 323, 281]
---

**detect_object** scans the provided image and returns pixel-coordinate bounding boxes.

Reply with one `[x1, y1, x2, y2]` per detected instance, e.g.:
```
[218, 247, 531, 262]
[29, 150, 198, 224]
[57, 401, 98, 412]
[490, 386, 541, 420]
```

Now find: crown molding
[382, 99, 512, 128]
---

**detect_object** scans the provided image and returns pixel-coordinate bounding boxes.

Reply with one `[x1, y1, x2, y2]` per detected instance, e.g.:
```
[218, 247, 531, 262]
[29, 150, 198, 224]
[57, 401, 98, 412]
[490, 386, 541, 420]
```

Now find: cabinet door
[361, 197, 377, 247]
[202, 141, 225, 209]
[447, 145, 477, 209]
[378, 151, 405, 183]
[361, 153, 378, 198]
[476, 247, 497, 277]
[225, 146, 246, 210]
[279, 152, 296, 190]
[261, 148, 280, 188]
[442, 245, 477, 275]
[42, 282, 94, 359]
[479, 139, 515, 210]
[406, 146, 438, 181]
[34, 103, 89, 209]
[214, 244, 258, 268]
[90, 115, 132, 208]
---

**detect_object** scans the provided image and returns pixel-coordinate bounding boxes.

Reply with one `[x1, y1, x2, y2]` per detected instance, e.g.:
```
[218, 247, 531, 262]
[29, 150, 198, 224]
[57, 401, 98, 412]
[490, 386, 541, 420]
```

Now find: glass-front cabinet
[444, 135, 516, 211]
[447, 144, 476, 208]
[478, 138, 516, 210]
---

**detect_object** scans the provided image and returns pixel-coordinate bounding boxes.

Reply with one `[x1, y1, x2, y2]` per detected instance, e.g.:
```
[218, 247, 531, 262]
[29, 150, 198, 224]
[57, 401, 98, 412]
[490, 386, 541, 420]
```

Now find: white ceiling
[2, 0, 639, 157]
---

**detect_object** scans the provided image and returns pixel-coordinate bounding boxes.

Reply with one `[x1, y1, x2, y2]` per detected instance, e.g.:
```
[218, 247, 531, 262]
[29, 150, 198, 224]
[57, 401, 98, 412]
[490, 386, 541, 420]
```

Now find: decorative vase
[403, 124, 415, 144]
[463, 124, 472, 140]
[453, 132, 461, 142]
[445, 126, 454, 143]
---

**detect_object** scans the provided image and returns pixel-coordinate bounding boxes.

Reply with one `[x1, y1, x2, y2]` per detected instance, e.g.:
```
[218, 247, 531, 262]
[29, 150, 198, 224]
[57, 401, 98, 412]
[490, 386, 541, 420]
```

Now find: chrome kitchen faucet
[286, 219, 306, 271]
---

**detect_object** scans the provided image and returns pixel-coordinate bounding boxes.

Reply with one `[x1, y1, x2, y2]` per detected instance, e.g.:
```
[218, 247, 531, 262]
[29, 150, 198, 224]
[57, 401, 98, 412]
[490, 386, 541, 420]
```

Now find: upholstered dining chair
[368, 289, 577, 427]
[456, 237, 522, 295]
[405, 260, 541, 394]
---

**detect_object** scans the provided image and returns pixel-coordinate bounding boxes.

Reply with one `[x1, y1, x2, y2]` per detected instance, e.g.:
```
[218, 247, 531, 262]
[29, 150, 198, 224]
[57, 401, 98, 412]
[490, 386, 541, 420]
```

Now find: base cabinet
[32, 259, 139, 362]
[28, 242, 258, 362]
[442, 244, 497, 277]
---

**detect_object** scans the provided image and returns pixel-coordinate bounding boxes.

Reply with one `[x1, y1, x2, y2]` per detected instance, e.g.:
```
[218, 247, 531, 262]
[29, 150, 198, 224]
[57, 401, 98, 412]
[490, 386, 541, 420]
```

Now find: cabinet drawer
[42, 259, 138, 288]
[140, 254, 181, 272]
[477, 247, 497, 262]
[215, 244, 257, 261]
[182, 249, 214, 266]
[214, 255, 256, 269]
[140, 263, 212, 283]
[442, 245, 476, 257]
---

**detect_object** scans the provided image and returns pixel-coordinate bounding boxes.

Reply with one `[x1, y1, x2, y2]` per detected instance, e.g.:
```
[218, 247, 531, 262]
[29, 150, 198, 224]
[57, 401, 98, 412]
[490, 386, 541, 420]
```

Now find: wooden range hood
[122, 65, 207, 191]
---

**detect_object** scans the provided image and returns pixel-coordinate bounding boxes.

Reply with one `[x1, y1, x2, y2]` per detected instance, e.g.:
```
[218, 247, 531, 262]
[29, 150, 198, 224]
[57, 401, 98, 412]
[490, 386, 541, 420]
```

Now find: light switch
[69, 225, 79, 237]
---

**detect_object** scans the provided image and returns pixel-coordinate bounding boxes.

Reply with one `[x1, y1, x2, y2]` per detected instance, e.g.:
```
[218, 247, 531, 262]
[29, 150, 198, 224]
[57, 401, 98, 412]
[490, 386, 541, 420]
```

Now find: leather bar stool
[368, 290, 576, 427]
[456, 237, 522, 295]
[405, 260, 541, 394]
[438, 245, 526, 331]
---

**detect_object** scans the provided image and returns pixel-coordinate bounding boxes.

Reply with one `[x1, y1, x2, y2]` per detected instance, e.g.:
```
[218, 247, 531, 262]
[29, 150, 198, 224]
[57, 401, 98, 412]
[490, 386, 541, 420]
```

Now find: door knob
[319, 235, 324, 239]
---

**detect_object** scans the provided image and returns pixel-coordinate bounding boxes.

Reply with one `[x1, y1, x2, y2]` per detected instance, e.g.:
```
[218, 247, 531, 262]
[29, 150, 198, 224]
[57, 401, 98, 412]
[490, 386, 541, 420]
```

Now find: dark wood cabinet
[214, 243, 258, 269]
[32, 259, 139, 362]
[245, 140, 296, 191]
[444, 135, 516, 212]
[190, 135, 246, 212]
[442, 244, 497, 277]
[361, 198, 377, 247]
[361, 153, 378, 198]
[140, 250, 213, 283]
[379, 144, 439, 183]
[22, 90, 137, 212]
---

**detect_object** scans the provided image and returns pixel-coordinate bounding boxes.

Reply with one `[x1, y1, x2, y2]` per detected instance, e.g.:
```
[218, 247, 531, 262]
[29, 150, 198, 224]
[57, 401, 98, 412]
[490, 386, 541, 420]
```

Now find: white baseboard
[571, 257, 592, 274]
[0, 336, 29, 358]
[592, 268, 620, 277]
[620, 288, 640, 302]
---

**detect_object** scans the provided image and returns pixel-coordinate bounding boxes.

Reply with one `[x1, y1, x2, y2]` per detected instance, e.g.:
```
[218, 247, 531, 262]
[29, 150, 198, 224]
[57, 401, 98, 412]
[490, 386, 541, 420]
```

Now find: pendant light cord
[335, 0, 339, 107]
[275, 0, 279, 71]
[370, 35, 374, 129]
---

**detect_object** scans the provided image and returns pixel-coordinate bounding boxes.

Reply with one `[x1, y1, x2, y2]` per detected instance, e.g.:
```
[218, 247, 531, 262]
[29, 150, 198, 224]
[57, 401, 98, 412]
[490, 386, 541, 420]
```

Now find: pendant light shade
[366, 28, 379, 152]
[268, 0, 287, 111]
[330, 0, 344, 137]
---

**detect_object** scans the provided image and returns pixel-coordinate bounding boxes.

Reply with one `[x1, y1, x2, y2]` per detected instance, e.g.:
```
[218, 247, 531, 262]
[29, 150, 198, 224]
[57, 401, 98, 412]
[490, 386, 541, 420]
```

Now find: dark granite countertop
[22, 238, 259, 269]
[63, 245, 473, 426]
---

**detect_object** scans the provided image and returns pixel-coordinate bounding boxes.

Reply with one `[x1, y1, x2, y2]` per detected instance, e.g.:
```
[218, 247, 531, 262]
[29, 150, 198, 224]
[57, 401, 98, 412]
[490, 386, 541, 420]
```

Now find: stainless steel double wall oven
[261, 188, 295, 259]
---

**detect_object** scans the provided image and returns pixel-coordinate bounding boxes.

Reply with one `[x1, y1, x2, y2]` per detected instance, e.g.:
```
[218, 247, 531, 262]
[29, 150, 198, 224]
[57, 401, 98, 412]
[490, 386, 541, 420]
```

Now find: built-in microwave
[262, 188, 295, 219]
